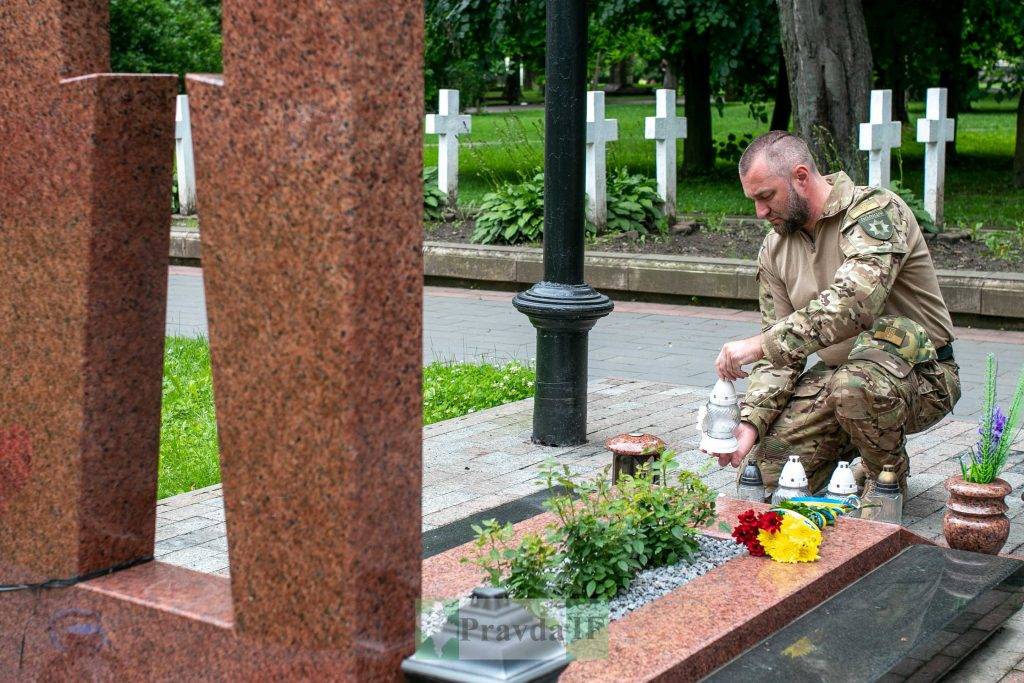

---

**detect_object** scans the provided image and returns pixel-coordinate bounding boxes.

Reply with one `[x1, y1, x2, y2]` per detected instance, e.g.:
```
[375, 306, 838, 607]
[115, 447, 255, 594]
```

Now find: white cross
[644, 89, 686, 220]
[424, 89, 471, 202]
[858, 89, 902, 189]
[585, 91, 619, 230]
[174, 94, 198, 215]
[916, 87, 955, 226]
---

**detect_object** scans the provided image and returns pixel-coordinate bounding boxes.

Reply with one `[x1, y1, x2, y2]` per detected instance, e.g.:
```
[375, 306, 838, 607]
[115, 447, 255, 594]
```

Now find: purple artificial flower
[976, 406, 1009, 459]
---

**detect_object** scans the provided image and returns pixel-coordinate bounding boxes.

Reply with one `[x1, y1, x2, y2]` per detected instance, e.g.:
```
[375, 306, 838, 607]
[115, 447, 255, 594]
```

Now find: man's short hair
[738, 130, 818, 178]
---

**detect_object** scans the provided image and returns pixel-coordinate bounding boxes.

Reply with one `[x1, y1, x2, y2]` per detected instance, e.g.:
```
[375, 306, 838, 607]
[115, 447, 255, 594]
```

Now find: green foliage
[109, 0, 222, 85]
[962, 354, 1024, 484]
[713, 132, 753, 164]
[600, 168, 668, 236]
[890, 180, 938, 234]
[422, 360, 535, 425]
[425, 0, 545, 107]
[423, 167, 449, 223]
[970, 222, 1024, 261]
[463, 452, 717, 602]
[471, 171, 545, 245]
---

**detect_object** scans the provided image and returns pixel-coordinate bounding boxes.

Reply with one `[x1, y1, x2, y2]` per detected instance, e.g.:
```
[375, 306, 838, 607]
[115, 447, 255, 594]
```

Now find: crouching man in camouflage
[713, 131, 960, 497]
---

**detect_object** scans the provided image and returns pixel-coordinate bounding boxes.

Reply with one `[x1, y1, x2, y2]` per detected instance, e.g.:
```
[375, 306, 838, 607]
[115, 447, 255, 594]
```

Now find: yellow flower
[758, 512, 822, 563]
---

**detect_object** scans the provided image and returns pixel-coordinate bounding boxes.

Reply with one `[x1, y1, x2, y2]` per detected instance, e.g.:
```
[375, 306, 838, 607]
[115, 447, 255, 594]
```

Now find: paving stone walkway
[159, 268, 1024, 676]
[166, 267, 1024, 419]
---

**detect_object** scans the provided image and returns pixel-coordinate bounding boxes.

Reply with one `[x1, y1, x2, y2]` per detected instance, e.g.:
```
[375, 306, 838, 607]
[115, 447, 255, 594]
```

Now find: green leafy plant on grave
[961, 354, 1024, 484]
[462, 451, 717, 602]
[598, 168, 668, 238]
[980, 223, 1024, 261]
[423, 167, 449, 223]
[471, 170, 546, 245]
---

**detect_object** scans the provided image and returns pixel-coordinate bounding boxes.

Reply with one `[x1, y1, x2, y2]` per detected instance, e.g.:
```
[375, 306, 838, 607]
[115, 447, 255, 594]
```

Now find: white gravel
[605, 535, 746, 621]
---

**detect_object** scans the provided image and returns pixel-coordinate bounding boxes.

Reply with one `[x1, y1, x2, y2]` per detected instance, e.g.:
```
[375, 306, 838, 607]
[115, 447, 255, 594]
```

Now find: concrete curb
[169, 230, 1024, 322]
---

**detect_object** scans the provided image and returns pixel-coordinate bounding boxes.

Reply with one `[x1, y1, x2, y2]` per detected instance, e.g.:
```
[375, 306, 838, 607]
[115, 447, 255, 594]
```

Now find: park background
[110, 0, 1024, 496]
[118, 0, 1022, 240]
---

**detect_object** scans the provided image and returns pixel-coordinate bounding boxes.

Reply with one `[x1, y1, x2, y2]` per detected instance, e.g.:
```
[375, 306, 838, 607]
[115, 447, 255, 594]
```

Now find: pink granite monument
[0, 0, 424, 678]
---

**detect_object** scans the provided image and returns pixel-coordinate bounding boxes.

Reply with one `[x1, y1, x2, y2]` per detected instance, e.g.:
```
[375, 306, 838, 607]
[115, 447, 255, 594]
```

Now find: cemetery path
[162, 266, 1024, 677]
[167, 265, 1024, 418]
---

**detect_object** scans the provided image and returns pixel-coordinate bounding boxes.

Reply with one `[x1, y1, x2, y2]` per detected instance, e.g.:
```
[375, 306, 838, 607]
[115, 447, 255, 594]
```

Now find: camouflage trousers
[746, 355, 961, 497]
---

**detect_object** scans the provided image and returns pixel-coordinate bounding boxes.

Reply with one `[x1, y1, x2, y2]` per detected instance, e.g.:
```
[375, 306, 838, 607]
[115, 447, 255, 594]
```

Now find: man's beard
[778, 184, 811, 235]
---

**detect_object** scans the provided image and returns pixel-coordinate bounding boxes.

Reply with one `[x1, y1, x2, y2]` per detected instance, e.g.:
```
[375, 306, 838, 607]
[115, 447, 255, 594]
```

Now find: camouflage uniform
[739, 175, 961, 495]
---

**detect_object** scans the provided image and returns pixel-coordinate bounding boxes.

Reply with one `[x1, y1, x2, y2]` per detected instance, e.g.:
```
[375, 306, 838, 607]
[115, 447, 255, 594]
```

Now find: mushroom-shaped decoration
[605, 432, 666, 484]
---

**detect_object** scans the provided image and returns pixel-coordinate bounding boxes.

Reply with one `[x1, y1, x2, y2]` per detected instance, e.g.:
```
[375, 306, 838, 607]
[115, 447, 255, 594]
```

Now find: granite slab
[706, 545, 1024, 682]
[421, 497, 934, 681]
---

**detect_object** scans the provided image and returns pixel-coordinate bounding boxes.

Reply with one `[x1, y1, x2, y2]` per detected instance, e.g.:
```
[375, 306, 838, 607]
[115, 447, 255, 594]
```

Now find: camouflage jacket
[740, 173, 914, 440]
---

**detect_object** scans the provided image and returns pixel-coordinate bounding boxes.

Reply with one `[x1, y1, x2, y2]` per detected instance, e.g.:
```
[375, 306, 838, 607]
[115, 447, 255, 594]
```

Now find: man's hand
[715, 334, 765, 380]
[717, 422, 759, 468]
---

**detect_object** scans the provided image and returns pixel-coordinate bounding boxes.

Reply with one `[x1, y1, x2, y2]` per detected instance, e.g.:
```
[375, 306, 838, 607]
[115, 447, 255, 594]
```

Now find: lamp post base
[513, 281, 613, 446]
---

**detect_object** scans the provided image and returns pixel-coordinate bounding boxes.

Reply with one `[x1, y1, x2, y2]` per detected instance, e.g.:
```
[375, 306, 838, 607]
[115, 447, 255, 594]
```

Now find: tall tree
[777, 0, 873, 181]
[769, 50, 792, 131]
[964, 0, 1024, 187]
[596, 0, 778, 173]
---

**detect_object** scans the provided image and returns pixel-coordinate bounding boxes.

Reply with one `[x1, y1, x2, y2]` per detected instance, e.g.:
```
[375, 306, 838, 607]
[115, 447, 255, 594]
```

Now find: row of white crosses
[859, 88, 955, 225]
[423, 88, 687, 230]
[588, 88, 687, 227]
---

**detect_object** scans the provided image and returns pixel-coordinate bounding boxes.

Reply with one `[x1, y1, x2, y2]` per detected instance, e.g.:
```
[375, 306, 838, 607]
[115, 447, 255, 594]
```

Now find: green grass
[423, 359, 535, 424]
[160, 337, 219, 499]
[427, 96, 1023, 229]
[158, 337, 536, 499]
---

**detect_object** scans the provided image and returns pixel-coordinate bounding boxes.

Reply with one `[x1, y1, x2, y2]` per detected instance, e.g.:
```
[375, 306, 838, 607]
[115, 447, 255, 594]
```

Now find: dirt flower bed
[425, 219, 1023, 274]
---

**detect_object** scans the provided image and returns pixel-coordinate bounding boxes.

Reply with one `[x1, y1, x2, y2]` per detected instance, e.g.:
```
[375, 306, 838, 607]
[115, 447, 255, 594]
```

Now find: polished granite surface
[707, 545, 1024, 682]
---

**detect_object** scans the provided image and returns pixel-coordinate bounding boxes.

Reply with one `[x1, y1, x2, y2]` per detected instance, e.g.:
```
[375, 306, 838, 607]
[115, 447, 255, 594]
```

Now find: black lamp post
[513, 0, 613, 446]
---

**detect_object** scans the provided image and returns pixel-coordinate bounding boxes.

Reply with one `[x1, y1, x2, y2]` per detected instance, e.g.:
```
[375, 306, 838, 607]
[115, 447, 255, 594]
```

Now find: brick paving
[160, 269, 1024, 675]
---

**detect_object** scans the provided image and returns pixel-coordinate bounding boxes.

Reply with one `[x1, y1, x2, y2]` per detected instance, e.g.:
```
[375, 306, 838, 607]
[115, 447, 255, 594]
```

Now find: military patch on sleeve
[873, 325, 907, 347]
[857, 208, 894, 240]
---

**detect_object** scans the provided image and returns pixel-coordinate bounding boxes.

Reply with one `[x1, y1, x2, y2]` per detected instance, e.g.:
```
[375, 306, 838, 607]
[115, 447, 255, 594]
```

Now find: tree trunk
[503, 59, 523, 104]
[681, 29, 713, 173]
[608, 59, 629, 91]
[936, 0, 965, 158]
[777, 0, 872, 182]
[590, 52, 602, 88]
[1015, 89, 1024, 188]
[523, 67, 535, 91]
[662, 60, 678, 89]
[770, 50, 792, 131]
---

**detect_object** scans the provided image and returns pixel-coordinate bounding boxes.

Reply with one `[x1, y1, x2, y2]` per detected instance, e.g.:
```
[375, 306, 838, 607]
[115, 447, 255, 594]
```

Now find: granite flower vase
[943, 474, 1012, 555]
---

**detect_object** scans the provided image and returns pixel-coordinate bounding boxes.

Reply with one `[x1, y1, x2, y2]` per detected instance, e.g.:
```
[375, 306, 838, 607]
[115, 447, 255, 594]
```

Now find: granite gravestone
[0, 1, 424, 678]
[0, 0, 175, 585]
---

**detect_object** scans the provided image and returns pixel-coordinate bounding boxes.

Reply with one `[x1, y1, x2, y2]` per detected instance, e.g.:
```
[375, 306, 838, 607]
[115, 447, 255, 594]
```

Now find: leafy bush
[713, 132, 754, 164]
[471, 171, 545, 245]
[971, 222, 1024, 261]
[600, 168, 668, 236]
[109, 0, 222, 83]
[464, 452, 717, 601]
[423, 167, 448, 222]
[890, 181, 938, 234]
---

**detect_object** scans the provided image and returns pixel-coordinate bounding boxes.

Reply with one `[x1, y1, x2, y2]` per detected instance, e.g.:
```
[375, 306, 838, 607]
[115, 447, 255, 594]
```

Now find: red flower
[731, 508, 770, 557]
[757, 511, 782, 533]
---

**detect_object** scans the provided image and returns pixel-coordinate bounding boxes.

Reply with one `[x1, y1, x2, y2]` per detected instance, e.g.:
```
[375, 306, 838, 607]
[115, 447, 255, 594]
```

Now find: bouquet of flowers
[731, 497, 859, 564]
[961, 354, 1024, 484]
